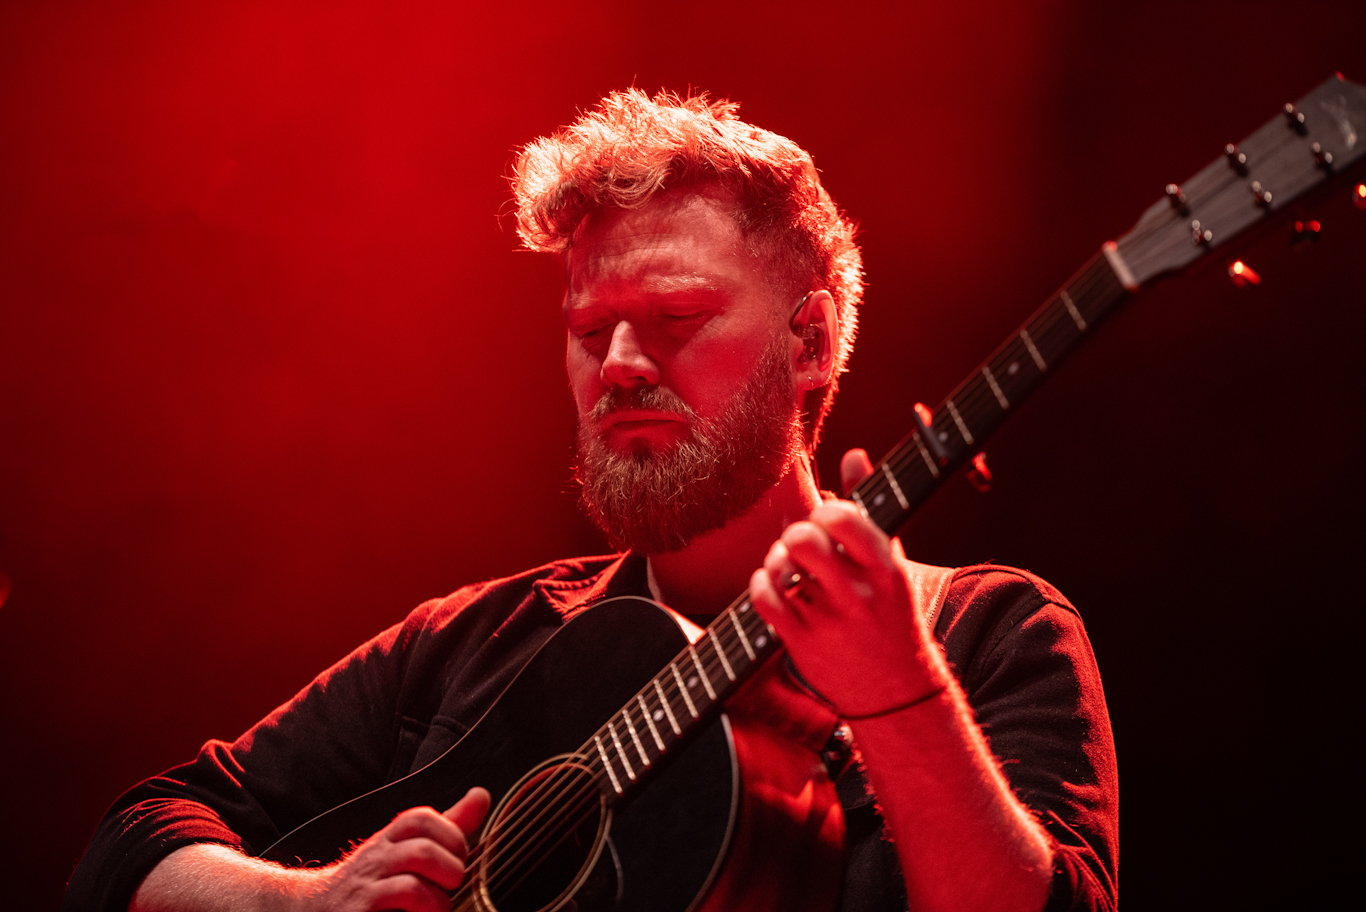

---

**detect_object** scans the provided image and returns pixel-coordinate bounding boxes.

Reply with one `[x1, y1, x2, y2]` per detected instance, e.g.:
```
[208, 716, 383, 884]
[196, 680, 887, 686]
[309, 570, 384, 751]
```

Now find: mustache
[589, 385, 697, 422]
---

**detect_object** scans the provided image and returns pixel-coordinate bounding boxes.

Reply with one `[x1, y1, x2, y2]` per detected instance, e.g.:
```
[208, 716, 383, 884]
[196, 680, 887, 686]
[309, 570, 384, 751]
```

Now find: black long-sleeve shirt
[66, 554, 1117, 911]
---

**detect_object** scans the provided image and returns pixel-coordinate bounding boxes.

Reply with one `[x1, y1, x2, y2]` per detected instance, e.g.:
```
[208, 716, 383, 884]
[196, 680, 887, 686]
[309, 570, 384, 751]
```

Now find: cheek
[565, 343, 602, 411]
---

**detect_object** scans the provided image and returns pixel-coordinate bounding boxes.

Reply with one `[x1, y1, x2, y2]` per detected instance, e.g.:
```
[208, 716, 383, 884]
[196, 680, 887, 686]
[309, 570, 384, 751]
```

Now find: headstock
[1114, 74, 1366, 287]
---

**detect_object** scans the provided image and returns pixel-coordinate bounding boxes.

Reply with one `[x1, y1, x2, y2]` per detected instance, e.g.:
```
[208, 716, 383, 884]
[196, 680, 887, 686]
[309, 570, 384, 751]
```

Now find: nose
[600, 321, 660, 388]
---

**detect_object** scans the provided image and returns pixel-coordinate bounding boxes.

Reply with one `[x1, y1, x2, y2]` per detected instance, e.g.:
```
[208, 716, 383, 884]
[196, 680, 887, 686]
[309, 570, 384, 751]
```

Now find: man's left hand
[749, 456, 949, 717]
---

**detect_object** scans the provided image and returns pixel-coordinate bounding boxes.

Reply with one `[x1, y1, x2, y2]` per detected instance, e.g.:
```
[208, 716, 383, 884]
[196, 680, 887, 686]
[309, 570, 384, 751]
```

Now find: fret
[730, 608, 757, 661]
[982, 365, 1010, 410]
[708, 628, 736, 681]
[910, 435, 941, 479]
[636, 694, 666, 751]
[671, 662, 699, 719]
[945, 398, 974, 445]
[881, 462, 912, 509]
[594, 734, 622, 795]
[1059, 289, 1088, 331]
[621, 709, 650, 767]
[549, 77, 1366, 818]
[608, 721, 635, 781]
[1019, 329, 1047, 372]
[688, 644, 717, 701]
[653, 678, 681, 734]
[742, 603, 776, 653]
[633, 693, 666, 753]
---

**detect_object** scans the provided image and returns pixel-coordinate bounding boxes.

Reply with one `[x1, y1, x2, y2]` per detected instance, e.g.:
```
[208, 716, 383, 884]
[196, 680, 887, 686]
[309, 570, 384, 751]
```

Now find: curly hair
[511, 88, 863, 453]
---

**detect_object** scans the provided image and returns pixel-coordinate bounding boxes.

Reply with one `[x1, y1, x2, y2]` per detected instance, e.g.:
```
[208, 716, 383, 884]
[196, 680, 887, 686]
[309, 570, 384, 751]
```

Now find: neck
[646, 455, 822, 619]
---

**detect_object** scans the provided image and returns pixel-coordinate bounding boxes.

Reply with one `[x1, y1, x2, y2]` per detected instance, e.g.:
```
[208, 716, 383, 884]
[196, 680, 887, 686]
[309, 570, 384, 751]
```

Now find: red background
[2, 1, 1363, 907]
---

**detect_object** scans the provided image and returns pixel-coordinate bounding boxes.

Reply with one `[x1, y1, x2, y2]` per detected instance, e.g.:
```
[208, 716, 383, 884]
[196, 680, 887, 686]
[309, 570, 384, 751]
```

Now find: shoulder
[942, 563, 1078, 623]
[935, 564, 1096, 693]
[398, 553, 631, 638]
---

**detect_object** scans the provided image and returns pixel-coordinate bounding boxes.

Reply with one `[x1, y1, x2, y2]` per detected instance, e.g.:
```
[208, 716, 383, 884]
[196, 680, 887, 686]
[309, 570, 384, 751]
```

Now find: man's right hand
[129, 787, 491, 912]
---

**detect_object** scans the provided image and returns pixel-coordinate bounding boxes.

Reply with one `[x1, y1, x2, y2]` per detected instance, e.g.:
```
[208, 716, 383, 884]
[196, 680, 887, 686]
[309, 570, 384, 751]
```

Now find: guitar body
[263, 596, 843, 912]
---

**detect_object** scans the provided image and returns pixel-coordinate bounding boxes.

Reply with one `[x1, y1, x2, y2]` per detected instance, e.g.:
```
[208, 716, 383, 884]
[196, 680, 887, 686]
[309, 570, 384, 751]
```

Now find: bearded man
[66, 90, 1117, 912]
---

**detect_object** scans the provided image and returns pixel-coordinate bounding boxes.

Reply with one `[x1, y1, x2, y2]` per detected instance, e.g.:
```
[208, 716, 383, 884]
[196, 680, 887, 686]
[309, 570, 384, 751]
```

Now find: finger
[753, 544, 815, 627]
[376, 838, 469, 893]
[444, 787, 491, 847]
[804, 500, 891, 568]
[778, 520, 841, 576]
[840, 448, 875, 496]
[366, 873, 458, 912]
[385, 806, 463, 847]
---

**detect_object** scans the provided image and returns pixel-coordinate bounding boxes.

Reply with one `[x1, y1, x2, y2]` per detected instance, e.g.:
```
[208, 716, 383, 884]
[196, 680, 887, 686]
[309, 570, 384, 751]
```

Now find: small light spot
[687, 675, 699, 689]
[652, 709, 664, 722]
[873, 493, 886, 506]
[755, 635, 768, 649]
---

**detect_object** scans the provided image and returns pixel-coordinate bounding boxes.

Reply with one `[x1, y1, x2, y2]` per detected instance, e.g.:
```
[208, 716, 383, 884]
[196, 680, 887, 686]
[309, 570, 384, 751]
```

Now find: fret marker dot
[874, 493, 886, 506]
[687, 675, 699, 689]
[653, 709, 664, 722]
[755, 635, 768, 648]
[1008, 361, 1020, 375]
[939, 431, 949, 442]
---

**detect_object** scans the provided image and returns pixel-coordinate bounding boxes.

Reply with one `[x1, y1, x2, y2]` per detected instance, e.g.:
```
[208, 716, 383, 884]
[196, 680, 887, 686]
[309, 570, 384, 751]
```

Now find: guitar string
[455, 212, 1127, 900]
[452, 599, 765, 905]
[451, 110, 1345, 905]
[453, 254, 1114, 899]
[886, 255, 1117, 500]
[454, 270, 1123, 903]
[463, 626, 762, 906]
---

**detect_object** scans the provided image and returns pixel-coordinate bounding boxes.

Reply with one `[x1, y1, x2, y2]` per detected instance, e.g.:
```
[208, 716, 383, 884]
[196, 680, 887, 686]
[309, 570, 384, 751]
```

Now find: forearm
[850, 664, 1053, 912]
[129, 844, 318, 912]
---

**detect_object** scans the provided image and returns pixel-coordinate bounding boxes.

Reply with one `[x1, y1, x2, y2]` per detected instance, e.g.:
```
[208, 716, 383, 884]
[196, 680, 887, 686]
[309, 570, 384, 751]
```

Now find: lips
[599, 409, 687, 430]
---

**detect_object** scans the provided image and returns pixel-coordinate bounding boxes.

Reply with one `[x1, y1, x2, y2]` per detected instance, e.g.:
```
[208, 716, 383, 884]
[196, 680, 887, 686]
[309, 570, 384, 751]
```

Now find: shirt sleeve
[938, 566, 1119, 912]
[61, 603, 436, 912]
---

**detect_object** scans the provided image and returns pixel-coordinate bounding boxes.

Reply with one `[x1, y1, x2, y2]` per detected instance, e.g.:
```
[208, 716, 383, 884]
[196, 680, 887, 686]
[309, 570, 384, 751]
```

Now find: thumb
[445, 787, 491, 842]
[840, 448, 875, 496]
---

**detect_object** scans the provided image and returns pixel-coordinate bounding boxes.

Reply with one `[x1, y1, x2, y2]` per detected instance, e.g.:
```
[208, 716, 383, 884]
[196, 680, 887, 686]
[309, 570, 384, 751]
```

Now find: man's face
[564, 190, 805, 554]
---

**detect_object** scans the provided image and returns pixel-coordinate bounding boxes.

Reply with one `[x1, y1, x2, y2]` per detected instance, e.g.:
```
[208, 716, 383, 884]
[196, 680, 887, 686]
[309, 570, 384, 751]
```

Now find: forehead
[565, 192, 766, 300]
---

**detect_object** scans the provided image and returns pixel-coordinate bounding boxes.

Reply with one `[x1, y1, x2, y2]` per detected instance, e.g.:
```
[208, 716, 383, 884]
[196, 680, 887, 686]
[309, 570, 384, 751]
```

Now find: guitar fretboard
[576, 73, 1366, 806]
[849, 251, 1130, 533]
[579, 252, 1132, 805]
[583, 595, 780, 803]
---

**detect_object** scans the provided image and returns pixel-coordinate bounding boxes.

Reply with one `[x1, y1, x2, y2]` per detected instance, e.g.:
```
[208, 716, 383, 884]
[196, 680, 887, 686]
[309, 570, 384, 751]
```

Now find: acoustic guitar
[263, 74, 1366, 912]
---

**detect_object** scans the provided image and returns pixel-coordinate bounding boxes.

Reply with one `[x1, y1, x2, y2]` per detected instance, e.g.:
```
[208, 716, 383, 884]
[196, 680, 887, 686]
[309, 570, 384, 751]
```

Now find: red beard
[574, 333, 804, 554]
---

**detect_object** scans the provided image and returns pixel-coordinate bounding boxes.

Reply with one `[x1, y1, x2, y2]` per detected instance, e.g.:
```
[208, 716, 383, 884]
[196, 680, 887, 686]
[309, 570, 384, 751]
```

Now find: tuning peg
[1291, 219, 1322, 246]
[1165, 183, 1188, 212]
[1354, 183, 1366, 211]
[1224, 143, 1249, 174]
[1191, 219, 1213, 246]
[966, 452, 992, 493]
[1228, 260, 1261, 287]
[1284, 103, 1307, 134]
[1250, 180, 1273, 208]
[1311, 142, 1334, 169]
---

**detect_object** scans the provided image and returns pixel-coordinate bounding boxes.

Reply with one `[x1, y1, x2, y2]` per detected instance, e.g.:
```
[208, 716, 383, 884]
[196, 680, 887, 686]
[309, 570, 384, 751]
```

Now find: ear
[789, 290, 838, 391]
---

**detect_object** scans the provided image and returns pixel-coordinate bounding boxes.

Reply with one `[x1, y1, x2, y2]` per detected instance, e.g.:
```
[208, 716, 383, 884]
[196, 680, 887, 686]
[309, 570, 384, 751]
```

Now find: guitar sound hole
[477, 756, 611, 912]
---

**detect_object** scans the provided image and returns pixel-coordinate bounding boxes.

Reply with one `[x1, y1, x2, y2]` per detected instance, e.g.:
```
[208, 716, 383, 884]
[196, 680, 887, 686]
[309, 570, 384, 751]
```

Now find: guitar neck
[583, 591, 781, 806]
[849, 250, 1131, 534]
[581, 72, 1366, 807]
[581, 251, 1134, 806]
